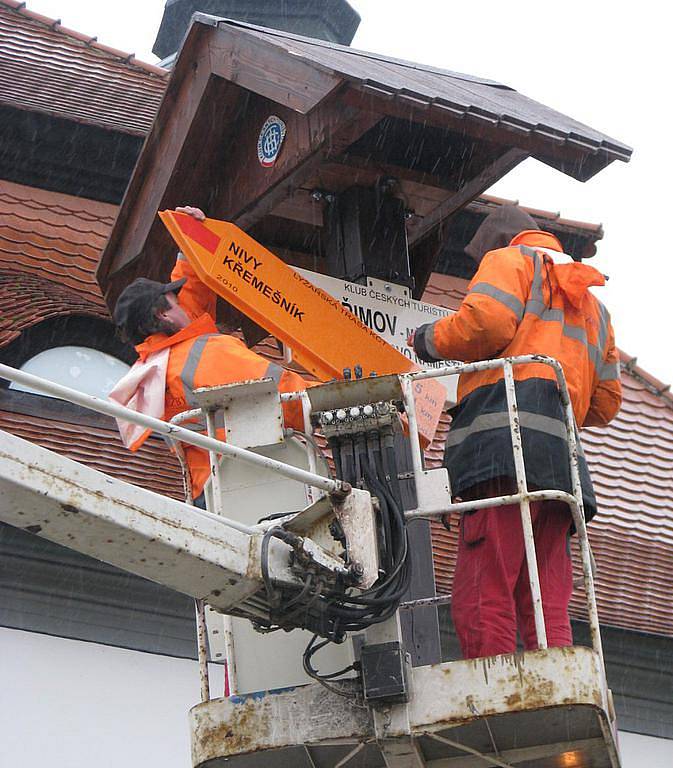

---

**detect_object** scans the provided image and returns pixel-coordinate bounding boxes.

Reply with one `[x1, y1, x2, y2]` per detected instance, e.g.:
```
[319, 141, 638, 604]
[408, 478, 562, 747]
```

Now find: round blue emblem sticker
[257, 115, 287, 168]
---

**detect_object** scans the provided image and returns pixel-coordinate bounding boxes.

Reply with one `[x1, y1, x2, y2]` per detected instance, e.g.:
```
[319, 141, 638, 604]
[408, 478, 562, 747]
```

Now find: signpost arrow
[160, 211, 446, 446]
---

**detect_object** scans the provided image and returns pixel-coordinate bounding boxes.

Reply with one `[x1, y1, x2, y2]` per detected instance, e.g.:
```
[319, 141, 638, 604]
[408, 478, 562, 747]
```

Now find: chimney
[153, 0, 361, 61]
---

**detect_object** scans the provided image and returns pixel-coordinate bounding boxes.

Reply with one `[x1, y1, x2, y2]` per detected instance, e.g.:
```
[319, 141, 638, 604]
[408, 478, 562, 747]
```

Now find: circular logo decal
[257, 115, 287, 168]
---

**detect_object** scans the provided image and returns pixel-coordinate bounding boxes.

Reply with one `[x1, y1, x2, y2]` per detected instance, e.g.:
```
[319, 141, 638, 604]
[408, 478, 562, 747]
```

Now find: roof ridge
[0, 0, 168, 78]
[620, 351, 673, 409]
[477, 194, 603, 235]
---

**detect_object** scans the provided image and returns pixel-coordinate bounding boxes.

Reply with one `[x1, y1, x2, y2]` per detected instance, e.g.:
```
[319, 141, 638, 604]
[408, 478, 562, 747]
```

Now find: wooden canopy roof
[98, 15, 631, 306]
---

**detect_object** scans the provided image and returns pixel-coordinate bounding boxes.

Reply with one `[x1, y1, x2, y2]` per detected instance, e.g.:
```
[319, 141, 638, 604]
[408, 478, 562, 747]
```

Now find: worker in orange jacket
[411, 206, 621, 659]
[112, 206, 309, 506]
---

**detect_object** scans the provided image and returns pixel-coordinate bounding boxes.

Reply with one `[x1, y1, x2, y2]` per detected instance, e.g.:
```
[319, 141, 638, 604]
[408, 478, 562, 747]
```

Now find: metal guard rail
[0, 363, 349, 500]
[400, 354, 604, 672]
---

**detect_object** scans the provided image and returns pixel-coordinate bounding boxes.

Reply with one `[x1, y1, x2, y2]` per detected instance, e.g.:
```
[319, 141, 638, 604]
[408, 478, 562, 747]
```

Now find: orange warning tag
[160, 211, 445, 446]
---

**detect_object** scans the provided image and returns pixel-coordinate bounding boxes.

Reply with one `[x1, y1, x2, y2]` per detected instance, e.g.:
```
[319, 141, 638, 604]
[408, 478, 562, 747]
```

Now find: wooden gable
[98, 16, 630, 306]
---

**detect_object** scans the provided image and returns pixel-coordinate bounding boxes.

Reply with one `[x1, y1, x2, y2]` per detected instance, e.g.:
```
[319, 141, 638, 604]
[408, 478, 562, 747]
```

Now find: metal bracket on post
[412, 468, 451, 517]
[193, 378, 284, 450]
[204, 606, 238, 698]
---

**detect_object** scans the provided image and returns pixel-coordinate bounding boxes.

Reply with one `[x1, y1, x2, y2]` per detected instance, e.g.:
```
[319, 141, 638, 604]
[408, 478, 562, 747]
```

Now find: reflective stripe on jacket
[413, 230, 622, 521]
[134, 256, 308, 498]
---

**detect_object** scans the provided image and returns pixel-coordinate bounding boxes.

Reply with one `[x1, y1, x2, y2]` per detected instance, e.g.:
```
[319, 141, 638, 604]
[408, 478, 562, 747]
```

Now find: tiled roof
[475, 194, 603, 238]
[0, 271, 106, 347]
[0, 409, 184, 500]
[0, 0, 167, 135]
[0, 179, 113, 303]
[421, 272, 468, 311]
[423, 274, 673, 637]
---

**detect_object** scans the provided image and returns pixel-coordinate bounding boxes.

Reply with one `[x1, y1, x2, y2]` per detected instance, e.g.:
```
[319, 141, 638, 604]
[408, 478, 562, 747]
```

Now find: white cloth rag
[108, 347, 170, 450]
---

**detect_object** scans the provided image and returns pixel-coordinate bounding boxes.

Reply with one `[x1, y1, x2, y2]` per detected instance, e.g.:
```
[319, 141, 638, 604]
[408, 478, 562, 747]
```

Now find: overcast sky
[23, 0, 673, 382]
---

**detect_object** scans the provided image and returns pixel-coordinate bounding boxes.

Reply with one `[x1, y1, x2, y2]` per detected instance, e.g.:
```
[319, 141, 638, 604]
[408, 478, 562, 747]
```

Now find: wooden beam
[97, 23, 215, 293]
[102, 78, 244, 306]
[407, 149, 527, 297]
[407, 147, 528, 246]
[324, 153, 456, 194]
[410, 228, 448, 300]
[208, 24, 342, 114]
[270, 189, 325, 226]
[306, 161, 452, 221]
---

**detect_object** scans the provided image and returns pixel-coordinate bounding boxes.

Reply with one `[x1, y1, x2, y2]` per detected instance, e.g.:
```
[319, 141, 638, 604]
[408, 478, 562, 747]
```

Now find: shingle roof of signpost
[195, 14, 632, 171]
[0, 0, 167, 135]
[0, 0, 631, 169]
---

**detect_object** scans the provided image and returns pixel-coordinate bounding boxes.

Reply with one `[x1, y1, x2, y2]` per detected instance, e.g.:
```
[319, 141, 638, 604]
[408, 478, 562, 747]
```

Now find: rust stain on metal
[505, 692, 522, 707]
[521, 678, 555, 707]
[245, 536, 262, 581]
[198, 700, 272, 757]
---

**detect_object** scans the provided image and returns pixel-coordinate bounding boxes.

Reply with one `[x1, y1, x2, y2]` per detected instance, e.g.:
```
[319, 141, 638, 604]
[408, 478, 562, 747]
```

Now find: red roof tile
[422, 273, 673, 637]
[0, 409, 184, 500]
[0, 271, 107, 347]
[421, 273, 468, 311]
[0, 0, 167, 136]
[0, 180, 111, 311]
[476, 194, 604, 239]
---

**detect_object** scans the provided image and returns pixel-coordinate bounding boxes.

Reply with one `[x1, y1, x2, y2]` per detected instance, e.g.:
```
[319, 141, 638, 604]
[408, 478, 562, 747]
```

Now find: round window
[9, 346, 130, 399]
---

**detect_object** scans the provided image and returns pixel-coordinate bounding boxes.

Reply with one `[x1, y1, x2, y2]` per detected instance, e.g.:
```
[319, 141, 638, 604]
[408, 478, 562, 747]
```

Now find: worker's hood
[537, 247, 606, 308]
[466, 205, 539, 262]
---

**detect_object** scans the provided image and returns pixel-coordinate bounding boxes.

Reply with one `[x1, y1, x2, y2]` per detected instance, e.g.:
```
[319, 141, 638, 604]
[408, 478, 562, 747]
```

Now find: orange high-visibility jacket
[413, 230, 621, 520]
[134, 254, 308, 499]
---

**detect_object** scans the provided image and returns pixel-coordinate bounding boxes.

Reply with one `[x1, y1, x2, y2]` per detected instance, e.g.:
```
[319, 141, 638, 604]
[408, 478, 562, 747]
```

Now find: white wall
[619, 731, 673, 768]
[0, 627, 225, 768]
[2, 627, 672, 767]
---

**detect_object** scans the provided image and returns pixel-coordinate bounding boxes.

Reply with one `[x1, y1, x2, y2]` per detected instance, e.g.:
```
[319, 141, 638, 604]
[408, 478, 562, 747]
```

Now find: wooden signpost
[160, 210, 445, 446]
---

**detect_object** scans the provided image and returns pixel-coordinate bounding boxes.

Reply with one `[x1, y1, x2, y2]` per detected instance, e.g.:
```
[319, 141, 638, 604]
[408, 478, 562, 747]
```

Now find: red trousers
[451, 499, 573, 659]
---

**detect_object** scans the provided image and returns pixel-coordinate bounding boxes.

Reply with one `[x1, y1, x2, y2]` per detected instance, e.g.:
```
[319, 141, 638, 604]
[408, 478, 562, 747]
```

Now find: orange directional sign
[159, 211, 445, 446]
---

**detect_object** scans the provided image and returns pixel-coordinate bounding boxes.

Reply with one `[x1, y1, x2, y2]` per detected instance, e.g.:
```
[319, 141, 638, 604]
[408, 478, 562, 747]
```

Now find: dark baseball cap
[114, 276, 187, 344]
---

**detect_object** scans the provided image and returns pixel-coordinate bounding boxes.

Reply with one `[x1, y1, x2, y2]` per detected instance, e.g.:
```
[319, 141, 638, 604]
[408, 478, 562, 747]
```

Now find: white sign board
[296, 269, 458, 403]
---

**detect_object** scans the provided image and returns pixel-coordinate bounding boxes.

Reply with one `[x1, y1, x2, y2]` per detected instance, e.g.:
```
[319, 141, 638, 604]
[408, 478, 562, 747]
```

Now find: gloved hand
[410, 323, 441, 363]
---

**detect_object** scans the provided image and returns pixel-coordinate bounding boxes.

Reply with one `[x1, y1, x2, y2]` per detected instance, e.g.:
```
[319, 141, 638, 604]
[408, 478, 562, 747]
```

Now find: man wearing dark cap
[110, 206, 309, 506]
[410, 206, 621, 659]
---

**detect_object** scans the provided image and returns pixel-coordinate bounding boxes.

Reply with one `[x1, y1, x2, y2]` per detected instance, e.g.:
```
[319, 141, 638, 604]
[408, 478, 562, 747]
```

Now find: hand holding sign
[175, 205, 206, 221]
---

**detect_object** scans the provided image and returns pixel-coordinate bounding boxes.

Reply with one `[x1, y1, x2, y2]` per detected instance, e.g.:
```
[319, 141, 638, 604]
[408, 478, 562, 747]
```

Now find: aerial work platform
[190, 646, 618, 768]
[0, 356, 620, 768]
